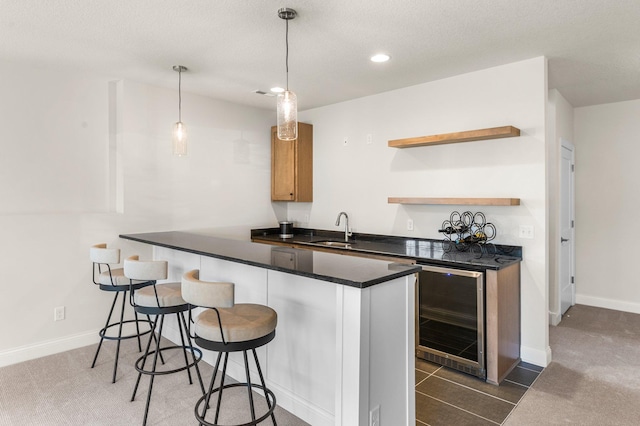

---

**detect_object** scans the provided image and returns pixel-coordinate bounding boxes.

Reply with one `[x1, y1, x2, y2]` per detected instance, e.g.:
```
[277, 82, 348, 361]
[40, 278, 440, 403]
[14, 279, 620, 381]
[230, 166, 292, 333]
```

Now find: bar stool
[90, 243, 155, 383]
[124, 255, 205, 426]
[181, 269, 278, 426]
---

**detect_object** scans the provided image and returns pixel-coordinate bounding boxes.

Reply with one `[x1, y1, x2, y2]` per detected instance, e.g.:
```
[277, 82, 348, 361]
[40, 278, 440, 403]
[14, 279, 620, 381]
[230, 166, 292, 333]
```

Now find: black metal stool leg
[131, 315, 158, 402]
[202, 351, 223, 421]
[244, 350, 256, 421]
[180, 312, 206, 395]
[147, 314, 165, 365]
[176, 312, 193, 385]
[134, 309, 143, 352]
[91, 290, 119, 369]
[141, 314, 165, 426]
[214, 353, 230, 425]
[112, 289, 128, 383]
[252, 349, 277, 426]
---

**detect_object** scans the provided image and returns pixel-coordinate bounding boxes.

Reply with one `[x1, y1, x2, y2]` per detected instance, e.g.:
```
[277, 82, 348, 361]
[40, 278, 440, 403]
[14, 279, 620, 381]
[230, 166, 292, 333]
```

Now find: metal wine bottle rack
[439, 211, 497, 258]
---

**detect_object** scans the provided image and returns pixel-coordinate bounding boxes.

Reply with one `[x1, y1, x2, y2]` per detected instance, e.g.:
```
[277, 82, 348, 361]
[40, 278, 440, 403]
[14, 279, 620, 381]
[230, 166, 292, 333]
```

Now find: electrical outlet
[407, 219, 414, 231]
[366, 134, 373, 145]
[370, 405, 380, 426]
[519, 225, 534, 239]
[54, 306, 65, 321]
[304, 214, 310, 222]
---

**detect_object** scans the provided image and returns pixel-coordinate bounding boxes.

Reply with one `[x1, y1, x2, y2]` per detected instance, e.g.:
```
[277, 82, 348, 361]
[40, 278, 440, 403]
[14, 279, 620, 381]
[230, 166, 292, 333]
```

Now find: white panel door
[560, 141, 575, 315]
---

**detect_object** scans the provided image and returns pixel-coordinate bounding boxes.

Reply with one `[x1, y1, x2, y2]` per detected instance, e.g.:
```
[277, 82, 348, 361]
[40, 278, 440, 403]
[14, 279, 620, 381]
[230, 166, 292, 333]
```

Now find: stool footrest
[98, 318, 153, 341]
[195, 383, 276, 426]
[134, 345, 202, 376]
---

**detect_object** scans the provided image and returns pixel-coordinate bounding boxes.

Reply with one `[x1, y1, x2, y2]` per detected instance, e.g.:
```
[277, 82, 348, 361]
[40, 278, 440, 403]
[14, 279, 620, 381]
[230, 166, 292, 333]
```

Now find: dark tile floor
[415, 358, 543, 425]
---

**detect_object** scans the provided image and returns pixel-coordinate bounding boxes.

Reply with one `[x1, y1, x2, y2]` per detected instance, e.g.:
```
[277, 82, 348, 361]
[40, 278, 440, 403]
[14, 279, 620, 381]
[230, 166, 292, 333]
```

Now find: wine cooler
[416, 264, 486, 379]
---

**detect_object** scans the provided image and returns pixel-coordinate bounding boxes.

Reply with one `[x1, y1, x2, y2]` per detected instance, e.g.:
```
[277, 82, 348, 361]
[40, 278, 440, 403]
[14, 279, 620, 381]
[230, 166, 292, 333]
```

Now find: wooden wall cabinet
[271, 123, 313, 202]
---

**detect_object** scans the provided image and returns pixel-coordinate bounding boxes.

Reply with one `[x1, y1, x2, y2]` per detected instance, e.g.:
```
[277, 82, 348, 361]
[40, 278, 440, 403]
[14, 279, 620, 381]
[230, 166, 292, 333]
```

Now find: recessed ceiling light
[271, 87, 285, 93]
[253, 90, 276, 97]
[370, 53, 390, 63]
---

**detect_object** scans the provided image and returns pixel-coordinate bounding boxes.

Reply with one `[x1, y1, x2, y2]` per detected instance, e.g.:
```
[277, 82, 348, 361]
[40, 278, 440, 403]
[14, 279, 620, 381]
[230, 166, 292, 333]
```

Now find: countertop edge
[251, 228, 522, 271]
[119, 232, 420, 289]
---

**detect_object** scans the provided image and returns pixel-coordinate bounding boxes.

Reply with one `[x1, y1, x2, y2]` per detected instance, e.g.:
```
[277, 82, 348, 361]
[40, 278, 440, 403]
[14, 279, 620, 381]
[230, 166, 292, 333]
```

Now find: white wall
[574, 99, 640, 312]
[0, 62, 277, 366]
[0, 57, 551, 368]
[547, 89, 574, 324]
[291, 57, 550, 365]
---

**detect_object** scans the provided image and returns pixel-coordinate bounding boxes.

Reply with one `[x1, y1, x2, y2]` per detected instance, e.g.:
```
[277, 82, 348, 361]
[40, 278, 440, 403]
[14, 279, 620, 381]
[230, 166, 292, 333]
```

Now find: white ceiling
[1, 0, 639, 111]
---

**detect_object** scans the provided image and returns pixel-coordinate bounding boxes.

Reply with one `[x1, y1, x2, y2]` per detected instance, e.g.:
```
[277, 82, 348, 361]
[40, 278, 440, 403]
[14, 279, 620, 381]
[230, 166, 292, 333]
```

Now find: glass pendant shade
[277, 90, 298, 140]
[172, 65, 188, 156]
[172, 121, 187, 156]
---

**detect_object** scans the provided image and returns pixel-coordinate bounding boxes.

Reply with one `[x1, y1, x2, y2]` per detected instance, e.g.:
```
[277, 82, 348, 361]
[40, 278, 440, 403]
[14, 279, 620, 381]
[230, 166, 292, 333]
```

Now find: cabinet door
[271, 128, 296, 201]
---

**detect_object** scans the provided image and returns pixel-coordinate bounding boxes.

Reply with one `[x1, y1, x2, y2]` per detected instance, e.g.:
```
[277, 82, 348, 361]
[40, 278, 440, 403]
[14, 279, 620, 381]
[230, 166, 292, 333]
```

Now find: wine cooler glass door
[417, 264, 485, 378]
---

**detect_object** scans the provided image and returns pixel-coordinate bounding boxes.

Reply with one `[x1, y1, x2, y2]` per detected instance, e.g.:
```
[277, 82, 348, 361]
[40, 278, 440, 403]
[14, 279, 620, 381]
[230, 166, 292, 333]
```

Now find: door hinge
[571, 276, 575, 284]
[571, 164, 575, 172]
[571, 220, 574, 228]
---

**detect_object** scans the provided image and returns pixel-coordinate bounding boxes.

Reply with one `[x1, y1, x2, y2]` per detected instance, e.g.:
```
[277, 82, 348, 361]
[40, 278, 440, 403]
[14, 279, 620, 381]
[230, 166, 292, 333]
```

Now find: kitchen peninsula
[120, 230, 420, 426]
[252, 227, 523, 385]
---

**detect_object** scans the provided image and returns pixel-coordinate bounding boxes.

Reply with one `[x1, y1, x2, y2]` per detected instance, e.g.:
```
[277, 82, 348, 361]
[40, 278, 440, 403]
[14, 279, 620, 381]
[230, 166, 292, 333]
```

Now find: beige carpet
[0, 338, 308, 425]
[505, 304, 640, 425]
[3, 304, 639, 425]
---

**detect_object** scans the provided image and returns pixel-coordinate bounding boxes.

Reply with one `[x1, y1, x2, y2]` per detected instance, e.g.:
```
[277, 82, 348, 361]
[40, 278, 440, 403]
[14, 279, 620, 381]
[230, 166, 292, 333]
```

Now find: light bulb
[277, 90, 297, 141]
[172, 121, 187, 156]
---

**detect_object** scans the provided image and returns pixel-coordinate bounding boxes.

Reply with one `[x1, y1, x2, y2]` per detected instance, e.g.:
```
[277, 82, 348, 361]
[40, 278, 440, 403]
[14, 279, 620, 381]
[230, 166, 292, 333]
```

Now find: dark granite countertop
[119, 231, 420, 289]
[251, 228, 522, 271]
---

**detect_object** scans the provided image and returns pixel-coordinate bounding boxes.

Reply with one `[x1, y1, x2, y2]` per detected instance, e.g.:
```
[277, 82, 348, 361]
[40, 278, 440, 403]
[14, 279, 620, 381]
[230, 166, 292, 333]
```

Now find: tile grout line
[517, 365, 543, 374]
[415, 367, 439, 387]
[429, 374, 519, 407]
[416, 362, 543, 426]
[502, 378, 533, 388]
[416, 390, 502, 426]
[500, 369, 544, 424]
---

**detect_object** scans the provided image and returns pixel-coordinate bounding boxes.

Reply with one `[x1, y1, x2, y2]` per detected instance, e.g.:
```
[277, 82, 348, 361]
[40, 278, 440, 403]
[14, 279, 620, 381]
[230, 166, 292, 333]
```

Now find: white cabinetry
[152, 246, 415, 426]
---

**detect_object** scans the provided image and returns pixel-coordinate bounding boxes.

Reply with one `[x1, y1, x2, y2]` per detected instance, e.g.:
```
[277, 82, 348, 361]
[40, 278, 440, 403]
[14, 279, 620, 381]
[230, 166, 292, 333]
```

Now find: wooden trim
[388, 197, 520, 206]
[485, 263, 521, 384]
[388, 126, 520, 148]
[295, 122, 314, 202]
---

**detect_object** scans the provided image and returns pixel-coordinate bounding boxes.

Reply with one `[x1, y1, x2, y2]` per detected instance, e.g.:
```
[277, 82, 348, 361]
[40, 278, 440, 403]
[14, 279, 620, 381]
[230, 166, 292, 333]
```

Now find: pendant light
[276, 8, 298, 141]
[172, 65, 188, 156]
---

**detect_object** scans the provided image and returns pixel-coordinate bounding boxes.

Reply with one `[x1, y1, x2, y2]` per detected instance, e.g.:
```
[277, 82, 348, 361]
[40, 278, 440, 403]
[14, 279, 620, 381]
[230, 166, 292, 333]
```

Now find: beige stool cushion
[134, 282, 185, 308]
[181, 270, 234, 309]
[195, 304, 277, 343]
[124, 256, 167, 281]
[98, 268, 146, 286]
[90, 243, 120, 264]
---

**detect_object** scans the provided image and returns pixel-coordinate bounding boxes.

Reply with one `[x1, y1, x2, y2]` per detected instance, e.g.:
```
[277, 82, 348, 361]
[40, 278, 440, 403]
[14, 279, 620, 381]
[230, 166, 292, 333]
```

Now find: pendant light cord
[285, 18, 289, 90]
[178, 68, 182, 122]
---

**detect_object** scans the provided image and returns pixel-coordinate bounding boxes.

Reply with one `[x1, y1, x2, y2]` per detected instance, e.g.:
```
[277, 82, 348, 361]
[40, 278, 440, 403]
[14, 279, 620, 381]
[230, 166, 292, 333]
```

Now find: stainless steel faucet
[335, 211, 352, 242]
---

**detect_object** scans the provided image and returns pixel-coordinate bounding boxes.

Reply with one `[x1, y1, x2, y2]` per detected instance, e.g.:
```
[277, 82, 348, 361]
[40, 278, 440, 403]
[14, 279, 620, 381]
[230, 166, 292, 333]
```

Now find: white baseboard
[267, 381, 334, 426]
[0, 330, 99, 368]
[520, 344, 552, 367]
[576, 294, 640, 314]
[549, 310, 561, 326]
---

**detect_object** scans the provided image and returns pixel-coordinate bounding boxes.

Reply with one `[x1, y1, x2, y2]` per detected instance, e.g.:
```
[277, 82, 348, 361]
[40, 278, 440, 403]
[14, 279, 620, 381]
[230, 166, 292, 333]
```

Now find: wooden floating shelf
[388, 197, 521, 206]
[388, 126, 520, 148]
